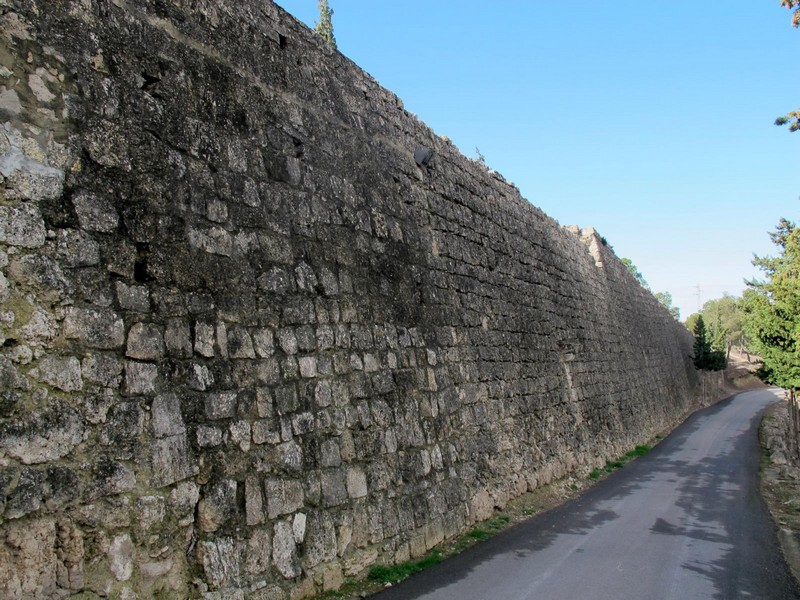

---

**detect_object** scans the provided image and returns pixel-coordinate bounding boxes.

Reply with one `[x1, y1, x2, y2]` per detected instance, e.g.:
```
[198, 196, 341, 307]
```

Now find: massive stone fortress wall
[0, 1, 698, 597]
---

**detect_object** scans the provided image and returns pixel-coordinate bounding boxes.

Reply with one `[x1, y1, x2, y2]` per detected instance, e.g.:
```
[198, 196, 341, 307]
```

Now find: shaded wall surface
[0, 1, 698, 597]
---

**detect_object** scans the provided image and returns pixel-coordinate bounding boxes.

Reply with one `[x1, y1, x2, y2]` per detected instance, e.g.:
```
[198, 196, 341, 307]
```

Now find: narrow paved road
[373, 388, 800, 600]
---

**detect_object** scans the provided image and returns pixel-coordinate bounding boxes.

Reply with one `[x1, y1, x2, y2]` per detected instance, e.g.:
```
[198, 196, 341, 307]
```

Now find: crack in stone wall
[0, 1, 700, 598]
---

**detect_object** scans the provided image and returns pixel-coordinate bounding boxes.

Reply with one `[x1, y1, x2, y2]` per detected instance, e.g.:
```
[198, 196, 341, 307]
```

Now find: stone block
[188, 363, 214, 391]
[198, 537, 240, 590]
[82, 354, 123, 387]
[246, 528, 272, 576]
[246, 475, 265, 526]
[265, 478, 305, 519]
[152, 393, 185, 438]
[205, 391, 237, 420]
[126, 322, 165, 360]
[198, 478, 237, 532]
[320, 469, 348, 508]
[63, 307, 125, 349]
[1, 399, 84, 464]
[272, 520, 300, 579]
[228, 326, 255, 358]
[253, 328, 274, 357]
[34, 356, 82, 391]
[0, 204, 46, 247]
[346, 467, 368, 499]
[197, 425, 223, 447]
[125, 360, 158, 395]
[72, 191, 119, 232]
[151, 433, 196, 488]
[55, 229, 100, 267]
[195, 322, 215, 357]
[165, 319, 193, 357]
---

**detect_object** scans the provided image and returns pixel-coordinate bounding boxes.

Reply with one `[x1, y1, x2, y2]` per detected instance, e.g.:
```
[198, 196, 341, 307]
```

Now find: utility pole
[694, 284, 702, 312]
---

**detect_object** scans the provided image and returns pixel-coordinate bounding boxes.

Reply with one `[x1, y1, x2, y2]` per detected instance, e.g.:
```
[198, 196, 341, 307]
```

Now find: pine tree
[315, 0, 336, 49]
[693, 315, 710, 369]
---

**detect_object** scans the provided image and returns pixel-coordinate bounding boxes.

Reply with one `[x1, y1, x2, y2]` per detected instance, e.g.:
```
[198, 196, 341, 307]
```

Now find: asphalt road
[373, 388, 800, 600]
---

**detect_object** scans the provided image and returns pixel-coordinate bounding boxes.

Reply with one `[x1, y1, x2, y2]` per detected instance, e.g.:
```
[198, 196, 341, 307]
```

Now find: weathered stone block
[34, 356, 82, 391]
[198, 478, 238, 532]
[165, 319, 193, 357]
[188, 363, 214, 391]
[265, 478, 304, 519]
[126, 322, 165, 360]
[228, 326, 256, 359]
[346, 467, 368, 499]
[125, 360, 158, 395]
[151, 433, 196, 488]
[246, 476, 265, 526]
[55, 229, 100, 267]
[115, 281, 150, 312]
[72, 191, 119, 232]
[205, 391, 237, 420]
[195, 322, 216, 357]
[198, 537, 240, 590]
[0, 204, 46, 247]
[272, 520, 300, 579]
[82, 354, 123, 387]
[320, 469, 348, 508]
[197, 425, 223, 447]
[152, 393, 185, 438]
[0, 399, 84, 464]
[63, 307, 125, 349]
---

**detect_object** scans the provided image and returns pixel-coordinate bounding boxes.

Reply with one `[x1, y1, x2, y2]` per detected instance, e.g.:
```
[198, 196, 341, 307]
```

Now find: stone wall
[0, 1, 699, 598]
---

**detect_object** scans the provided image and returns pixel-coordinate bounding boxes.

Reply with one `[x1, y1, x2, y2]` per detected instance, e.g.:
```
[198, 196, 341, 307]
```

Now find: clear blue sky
[274, 0, 799, 320]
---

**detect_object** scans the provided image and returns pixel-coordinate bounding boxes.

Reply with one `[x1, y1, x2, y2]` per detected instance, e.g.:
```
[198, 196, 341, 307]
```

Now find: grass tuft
[367, 552, 444, 584]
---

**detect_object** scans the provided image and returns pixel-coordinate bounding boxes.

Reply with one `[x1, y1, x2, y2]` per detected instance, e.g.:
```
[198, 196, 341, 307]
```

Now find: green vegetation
[621, 258, 679, 319]
[587, 444, 652, 480]
[314, 0, 336, 48]
[741, 217, 800, 392]
[691, 314, 727, 371]
[368, 552, 444, 584]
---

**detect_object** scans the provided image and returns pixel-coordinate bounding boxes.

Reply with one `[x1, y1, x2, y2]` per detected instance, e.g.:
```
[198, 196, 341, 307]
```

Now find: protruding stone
[108, 534, 134, 581]
[195, 322, 215, 357]
[346, 467, 368, 499]
[272, 520, 300, 579]
[292, 512, 307, 544]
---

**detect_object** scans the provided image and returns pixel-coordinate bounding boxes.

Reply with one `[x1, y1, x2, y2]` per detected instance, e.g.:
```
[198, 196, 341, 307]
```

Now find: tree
[315, 0, 336, 48]
[776, 1, 799, 131]
[701, 294, 746, 358]
[655, 291, 680, 320]
[692, 314, 726, 371]
[621, 258, 649, 290]
[742, 218, 800, 390]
